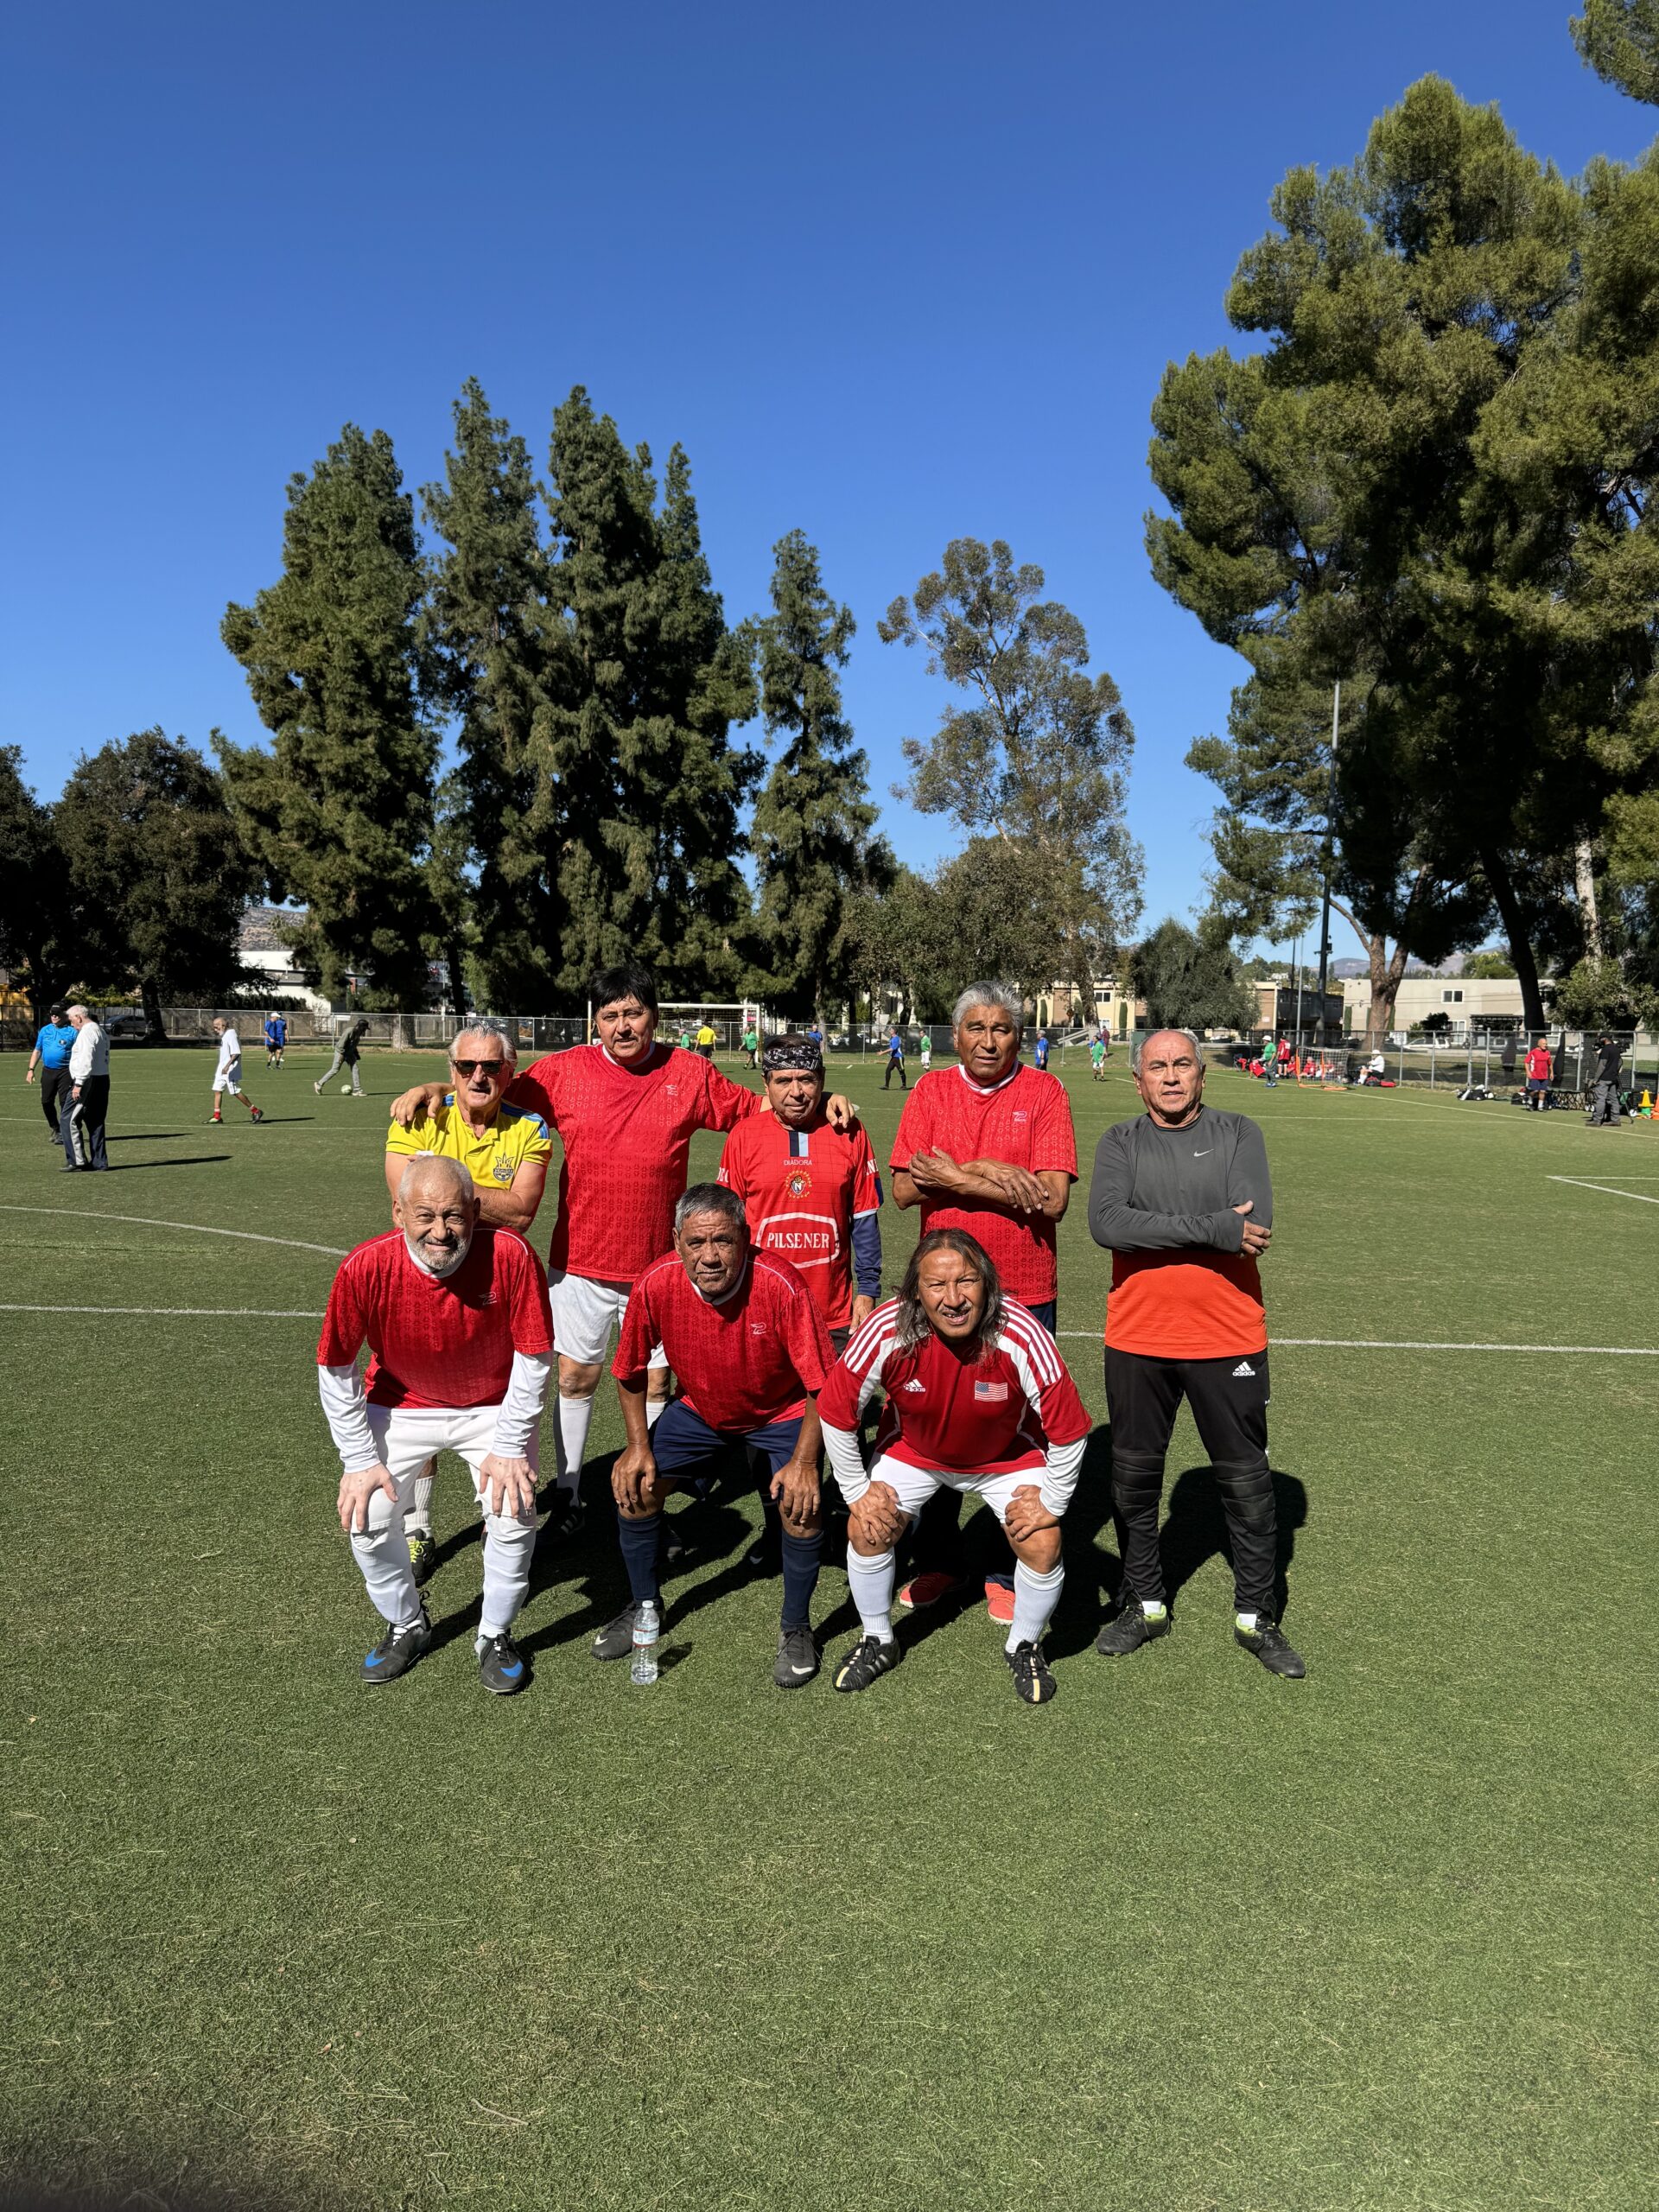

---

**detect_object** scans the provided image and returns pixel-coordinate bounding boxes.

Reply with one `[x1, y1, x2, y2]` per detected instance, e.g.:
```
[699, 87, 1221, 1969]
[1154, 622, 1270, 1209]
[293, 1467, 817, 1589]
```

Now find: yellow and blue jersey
[385, 1096, 552, 1189]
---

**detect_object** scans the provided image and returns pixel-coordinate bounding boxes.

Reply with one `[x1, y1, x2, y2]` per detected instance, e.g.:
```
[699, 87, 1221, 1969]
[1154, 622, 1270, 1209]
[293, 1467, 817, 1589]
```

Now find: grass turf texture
[3, 1047, 1656, 2212]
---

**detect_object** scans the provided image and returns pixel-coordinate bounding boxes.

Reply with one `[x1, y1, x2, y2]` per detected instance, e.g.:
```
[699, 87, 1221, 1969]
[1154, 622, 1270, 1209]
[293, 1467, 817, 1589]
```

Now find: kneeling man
[316, 1155, 552, 1694]
[820, 1229, 1090, 1705]
[601, 1184, 834, 1688]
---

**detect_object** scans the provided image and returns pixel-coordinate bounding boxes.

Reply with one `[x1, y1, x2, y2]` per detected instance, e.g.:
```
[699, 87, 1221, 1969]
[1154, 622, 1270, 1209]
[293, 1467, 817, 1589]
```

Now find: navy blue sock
[779, 1529, 823, 1633]
[616, 1510, 662, 1607]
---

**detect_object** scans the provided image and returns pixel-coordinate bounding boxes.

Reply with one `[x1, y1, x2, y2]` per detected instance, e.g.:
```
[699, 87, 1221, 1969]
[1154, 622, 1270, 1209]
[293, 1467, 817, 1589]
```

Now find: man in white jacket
[315, 1155, 553, 1694]
[63, 1005, 111, 1172]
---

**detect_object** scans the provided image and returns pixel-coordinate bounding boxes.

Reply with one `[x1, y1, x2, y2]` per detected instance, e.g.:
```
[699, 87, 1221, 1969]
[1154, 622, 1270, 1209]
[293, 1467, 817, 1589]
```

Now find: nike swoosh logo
[790, 1664, 814, 1675]
[1193, 1149, 1211, 1156]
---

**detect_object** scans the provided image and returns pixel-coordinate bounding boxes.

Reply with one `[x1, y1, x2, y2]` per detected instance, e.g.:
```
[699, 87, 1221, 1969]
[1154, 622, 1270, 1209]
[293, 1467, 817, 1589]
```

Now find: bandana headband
[762, 1037, 823, 1074]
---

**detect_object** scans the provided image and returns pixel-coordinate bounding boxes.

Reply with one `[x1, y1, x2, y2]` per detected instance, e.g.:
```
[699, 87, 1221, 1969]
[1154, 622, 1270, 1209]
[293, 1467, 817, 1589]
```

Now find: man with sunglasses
[385, 1022, 551, 1581]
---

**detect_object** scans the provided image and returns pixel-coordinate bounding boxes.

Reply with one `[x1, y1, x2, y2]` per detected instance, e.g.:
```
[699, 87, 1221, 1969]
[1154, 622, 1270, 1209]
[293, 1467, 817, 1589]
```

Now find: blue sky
[4, 1, 1651, 952]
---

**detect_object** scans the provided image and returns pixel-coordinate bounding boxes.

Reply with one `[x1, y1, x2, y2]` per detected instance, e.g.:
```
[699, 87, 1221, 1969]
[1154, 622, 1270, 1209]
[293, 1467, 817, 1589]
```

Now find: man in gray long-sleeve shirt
[1087, 1027, 1304, 1677]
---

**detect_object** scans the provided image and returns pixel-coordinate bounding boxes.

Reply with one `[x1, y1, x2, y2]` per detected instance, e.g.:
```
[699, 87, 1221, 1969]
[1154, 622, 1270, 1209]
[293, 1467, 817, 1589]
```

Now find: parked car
[105, 1012, 154, 1044]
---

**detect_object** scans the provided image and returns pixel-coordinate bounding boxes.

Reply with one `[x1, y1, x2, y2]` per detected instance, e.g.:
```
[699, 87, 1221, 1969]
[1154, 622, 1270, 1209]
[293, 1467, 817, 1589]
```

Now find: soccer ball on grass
[340, 1083, 353, 1095]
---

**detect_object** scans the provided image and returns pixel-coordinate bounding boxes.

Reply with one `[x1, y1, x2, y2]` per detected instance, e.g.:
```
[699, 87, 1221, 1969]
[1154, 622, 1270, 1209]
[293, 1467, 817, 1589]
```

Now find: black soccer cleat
[406, 1528, 438, 1587]
[773, 1624, 819, 1689]
[477, 1630, 529, 1695]
[1005, 1639, 1058, 1705]
[1235, 1615, 1306, 1678]
[592, 1600, 652, 1662]
[833, 1634, 900, 1694]
[1094, 1600, 1171, 1657]
[359, 1605, 430, 1684]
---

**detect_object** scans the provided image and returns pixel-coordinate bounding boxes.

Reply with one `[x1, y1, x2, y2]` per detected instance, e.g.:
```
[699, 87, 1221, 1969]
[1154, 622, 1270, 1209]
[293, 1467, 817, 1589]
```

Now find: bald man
[315, 1155, 554, 1694]
[1087, 1027, 1305, 1678]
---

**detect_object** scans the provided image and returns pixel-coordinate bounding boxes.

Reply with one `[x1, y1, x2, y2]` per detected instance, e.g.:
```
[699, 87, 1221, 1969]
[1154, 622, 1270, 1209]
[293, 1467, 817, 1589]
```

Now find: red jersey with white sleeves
[316, 1228, 553, 1408]
[506, 1042, 760, 1284]
[821, 1296, 1090, 1474]
[716, 1114, 881, 1329]
[613, 1252, 832, 1432]
[888, 1063, 1077, 1305]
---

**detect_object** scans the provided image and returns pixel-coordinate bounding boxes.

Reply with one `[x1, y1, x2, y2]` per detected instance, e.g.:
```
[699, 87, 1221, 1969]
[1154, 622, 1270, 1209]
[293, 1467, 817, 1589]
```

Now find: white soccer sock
[645, 1396, 665, 1432]
[1006, 1560, 1065, 1655]
[556, 1394, 594, 1497]
[846, 1548, 897, 1642]
[406, 1465, 435, 1535]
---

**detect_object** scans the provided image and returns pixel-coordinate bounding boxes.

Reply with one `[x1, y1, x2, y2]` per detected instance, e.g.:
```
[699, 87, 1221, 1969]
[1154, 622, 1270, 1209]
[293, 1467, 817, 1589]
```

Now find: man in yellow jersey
[384, 1021, 552, 1580]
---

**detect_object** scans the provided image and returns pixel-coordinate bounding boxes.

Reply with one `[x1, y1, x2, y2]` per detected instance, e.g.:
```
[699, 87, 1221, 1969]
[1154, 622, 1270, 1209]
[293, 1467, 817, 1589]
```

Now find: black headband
[762, 1037, 823, 1074]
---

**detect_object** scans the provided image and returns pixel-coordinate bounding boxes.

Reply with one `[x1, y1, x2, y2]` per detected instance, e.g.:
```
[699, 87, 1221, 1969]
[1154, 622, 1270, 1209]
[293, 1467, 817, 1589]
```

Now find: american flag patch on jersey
[974, 1379, 1009, 1402]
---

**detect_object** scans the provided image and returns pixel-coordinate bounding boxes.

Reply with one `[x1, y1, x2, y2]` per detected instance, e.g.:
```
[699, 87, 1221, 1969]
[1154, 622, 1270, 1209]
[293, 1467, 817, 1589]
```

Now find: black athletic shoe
[546, 1491, 587, 1543]
[359, 1605, 430, 1684]
[592, 1600, 653, 1662]
[477, 1630, 528, 1695]
[833, 1634, 900, 1694]
[773, 1624, 819, 1689]
[1005, 1639, 1058, 1705]
[1094, 1601, 1171, 1657]
[406, 1528, 437, 1586]
[1235, 1615, 1306, 1678]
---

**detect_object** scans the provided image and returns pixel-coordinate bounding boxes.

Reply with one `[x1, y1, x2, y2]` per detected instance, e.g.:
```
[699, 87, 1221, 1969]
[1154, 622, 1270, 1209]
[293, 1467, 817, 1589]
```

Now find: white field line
[1056, 1332, 1658, 1356]
[0, 1304, 322, 1318]
[1547, 1175, 1659, 1206]
[0, 1205, 347, 1256]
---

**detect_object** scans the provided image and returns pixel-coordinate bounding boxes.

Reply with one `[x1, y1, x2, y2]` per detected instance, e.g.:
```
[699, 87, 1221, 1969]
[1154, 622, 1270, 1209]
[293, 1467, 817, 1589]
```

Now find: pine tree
[422, 381, 552, 1007]
[1572, 0, 1659, 102]
[54, 730, 254, 1031]
[750, 531, 891, 1024]
[0, 747, 70, 1011]
[219, 424, 439, 1004]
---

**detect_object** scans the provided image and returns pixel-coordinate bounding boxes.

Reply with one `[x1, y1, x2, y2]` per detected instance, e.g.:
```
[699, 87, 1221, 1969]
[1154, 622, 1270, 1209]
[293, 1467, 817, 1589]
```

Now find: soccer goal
[651, 1001, 766, 1052]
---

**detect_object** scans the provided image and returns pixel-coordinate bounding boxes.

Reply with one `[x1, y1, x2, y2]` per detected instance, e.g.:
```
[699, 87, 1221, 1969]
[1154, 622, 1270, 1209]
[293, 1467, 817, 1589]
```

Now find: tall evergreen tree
[1572, 0, 1659, 102]
[219, 424, 440, 1004]
[54, 730, 254, 1031]
[750, 531, 892, 1024]
[0, 747, 71, 1011]
[1130, 918, 1256, 1035]
[422, 380, 553, 1007]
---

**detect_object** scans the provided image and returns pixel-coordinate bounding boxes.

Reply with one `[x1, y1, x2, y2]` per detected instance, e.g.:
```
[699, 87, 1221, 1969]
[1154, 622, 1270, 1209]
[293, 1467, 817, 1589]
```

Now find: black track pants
[1103, 1346, 1276, 1617]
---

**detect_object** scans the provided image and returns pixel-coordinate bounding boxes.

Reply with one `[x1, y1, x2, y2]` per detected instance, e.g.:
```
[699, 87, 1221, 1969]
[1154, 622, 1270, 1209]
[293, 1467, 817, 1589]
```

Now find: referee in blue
[24, 1003, 77, 1149]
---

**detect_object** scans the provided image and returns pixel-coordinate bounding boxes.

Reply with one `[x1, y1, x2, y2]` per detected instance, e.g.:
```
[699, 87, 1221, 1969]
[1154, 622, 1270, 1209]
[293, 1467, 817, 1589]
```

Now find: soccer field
[3, 1047, 1655, 2212]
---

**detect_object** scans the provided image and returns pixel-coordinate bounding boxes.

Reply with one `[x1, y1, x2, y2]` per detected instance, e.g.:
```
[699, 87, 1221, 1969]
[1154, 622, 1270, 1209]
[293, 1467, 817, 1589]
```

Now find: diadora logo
[1012, 1109, 1029, 1124]
[900, 1379, 926, 1393]
[1231, 1360, 1255, 1377]
[750, 1324, 768, 1337]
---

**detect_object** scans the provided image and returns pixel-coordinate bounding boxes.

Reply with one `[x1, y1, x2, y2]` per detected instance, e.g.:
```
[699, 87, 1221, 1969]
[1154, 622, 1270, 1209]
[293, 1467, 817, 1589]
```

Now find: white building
[238, 907, 330, 1013]
[1342, 973, 1527, 1039]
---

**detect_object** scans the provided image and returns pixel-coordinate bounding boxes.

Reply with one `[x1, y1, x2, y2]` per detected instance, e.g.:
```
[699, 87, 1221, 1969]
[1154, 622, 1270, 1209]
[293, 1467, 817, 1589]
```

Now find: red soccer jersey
[1525, 1046, 1552, 1080]
[716, 1114, 881, 1329]
[613, 1251, 832, 1433]
[889, 1064, 1077, 1305]
[507, 1042, 760, 1284]
[821, 1297, 1090, 1474]
[316, 1228, 553, 1409]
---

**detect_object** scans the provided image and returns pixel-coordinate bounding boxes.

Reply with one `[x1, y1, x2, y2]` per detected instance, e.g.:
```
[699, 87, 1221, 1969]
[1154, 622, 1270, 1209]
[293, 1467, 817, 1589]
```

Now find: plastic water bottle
[630, 1600, 660, 1686]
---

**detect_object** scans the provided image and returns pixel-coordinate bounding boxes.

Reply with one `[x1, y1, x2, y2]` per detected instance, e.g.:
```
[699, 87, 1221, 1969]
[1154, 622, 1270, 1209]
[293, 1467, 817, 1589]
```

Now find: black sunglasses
[450, 1058, 507, 1077]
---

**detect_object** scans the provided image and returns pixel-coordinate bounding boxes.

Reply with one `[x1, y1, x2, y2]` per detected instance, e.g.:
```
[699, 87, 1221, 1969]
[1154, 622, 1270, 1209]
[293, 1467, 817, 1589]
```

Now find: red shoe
[210, 1112, 223, 1122]
[250, 1108, 264, 1123]
[897, 1571, 961, 1611]
[985, 1580, 1016, 1626]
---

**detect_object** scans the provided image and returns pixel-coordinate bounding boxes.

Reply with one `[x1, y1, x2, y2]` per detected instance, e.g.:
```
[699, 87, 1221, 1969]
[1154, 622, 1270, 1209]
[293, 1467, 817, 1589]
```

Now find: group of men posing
[316, 961, 1305, 1707]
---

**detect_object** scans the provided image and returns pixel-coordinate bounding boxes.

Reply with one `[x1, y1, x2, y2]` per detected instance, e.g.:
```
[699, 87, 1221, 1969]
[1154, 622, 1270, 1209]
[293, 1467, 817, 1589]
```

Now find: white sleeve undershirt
[1039, 1435, 1087, 1519]
[490, 1351, 551, 1459]
[318, 1363, 379, 1474]
[820, 1420, 871, 1504]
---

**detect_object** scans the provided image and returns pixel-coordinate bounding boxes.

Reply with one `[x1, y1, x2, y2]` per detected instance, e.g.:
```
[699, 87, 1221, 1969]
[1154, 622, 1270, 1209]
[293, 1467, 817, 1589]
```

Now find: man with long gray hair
[888, 980, 1077, 1620]
[382, 1023, 552, 1582]
[316, 1155, 553, 1694]
[1088, 1027, 1304, 1677]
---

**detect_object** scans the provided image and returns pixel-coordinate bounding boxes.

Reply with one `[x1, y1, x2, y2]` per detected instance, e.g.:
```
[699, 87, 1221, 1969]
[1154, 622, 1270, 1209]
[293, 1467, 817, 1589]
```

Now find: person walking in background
[883, 1028, 906, 1090]
[315, 1018, 370, 1096]
[1524, 1037, 1552, 1110]
[210, 1018, 264, 1127]
[1033, 1031, 1051, 1071]
[918, 1032, 931, 1073]
[25, 1002, 77, 1147]
[1089, 1027, 1305, 1678]
[1589, 1033, 1624, 1127]
[1090, 1033, 1109, 1082]
[696, 1019, 718, 1061]
[62, 1005, 111, 1172]
[264, 1012, 288, 1068]
[741, 1020, 759, 1069]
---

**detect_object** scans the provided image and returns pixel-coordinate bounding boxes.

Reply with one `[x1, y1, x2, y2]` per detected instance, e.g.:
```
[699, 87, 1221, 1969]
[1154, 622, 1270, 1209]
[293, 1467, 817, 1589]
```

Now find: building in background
[238, 907, 329, 1013]
[1033, 975, 1144, 1037]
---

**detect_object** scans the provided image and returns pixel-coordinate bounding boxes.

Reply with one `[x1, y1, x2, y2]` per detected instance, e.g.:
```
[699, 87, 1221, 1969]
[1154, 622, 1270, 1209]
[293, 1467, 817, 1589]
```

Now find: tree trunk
[1363, 933, 1410, 1048]
[139, 975, 165, 1040]
[1573, 840, 1602, 961]
[1480, 847, 1548, 1033]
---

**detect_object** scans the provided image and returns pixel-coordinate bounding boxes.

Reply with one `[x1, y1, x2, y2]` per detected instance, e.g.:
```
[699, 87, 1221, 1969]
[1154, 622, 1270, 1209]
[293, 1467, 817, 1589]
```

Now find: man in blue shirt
[264, 1012, 288, 1069]
[883, 1029, 906, 1090]
[1033, 1032, 1051, 1071]
[25, 1004, 77, 1147]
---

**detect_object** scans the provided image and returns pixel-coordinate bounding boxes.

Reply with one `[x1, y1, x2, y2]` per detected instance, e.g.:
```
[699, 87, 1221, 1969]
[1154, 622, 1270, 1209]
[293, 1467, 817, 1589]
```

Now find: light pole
[1314, 681, 1339, 1045]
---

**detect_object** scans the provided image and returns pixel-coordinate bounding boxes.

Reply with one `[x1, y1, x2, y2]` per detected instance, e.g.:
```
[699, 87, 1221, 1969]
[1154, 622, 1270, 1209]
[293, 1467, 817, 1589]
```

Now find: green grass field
[3, 1046, 1656, 2212]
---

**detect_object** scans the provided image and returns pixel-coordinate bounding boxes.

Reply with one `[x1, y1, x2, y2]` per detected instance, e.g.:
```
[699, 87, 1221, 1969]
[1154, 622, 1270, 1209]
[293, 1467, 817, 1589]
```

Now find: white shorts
[862, 1452, 1043, 1528]
[549, 1271, 669, 1371]
[358, 1402, 540, 1531]
[214, 1061, 242, 1095]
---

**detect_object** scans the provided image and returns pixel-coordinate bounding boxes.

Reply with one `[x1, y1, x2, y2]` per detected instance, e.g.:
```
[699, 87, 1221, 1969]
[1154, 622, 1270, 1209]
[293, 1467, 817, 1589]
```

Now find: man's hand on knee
[849, 1480, 905, 1552]
[479, 1452, 536, 1519]
[612, 1442, 659, 1516]
[1003, 1483, 1059, 1547]
[771, 1457, 820, 1529]
[337, 1464, 397, 1535]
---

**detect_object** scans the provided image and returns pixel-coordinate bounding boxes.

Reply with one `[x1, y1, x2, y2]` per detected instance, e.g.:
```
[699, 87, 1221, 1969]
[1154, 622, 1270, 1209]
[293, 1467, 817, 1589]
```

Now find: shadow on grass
[67, 1154, 232, 1173]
